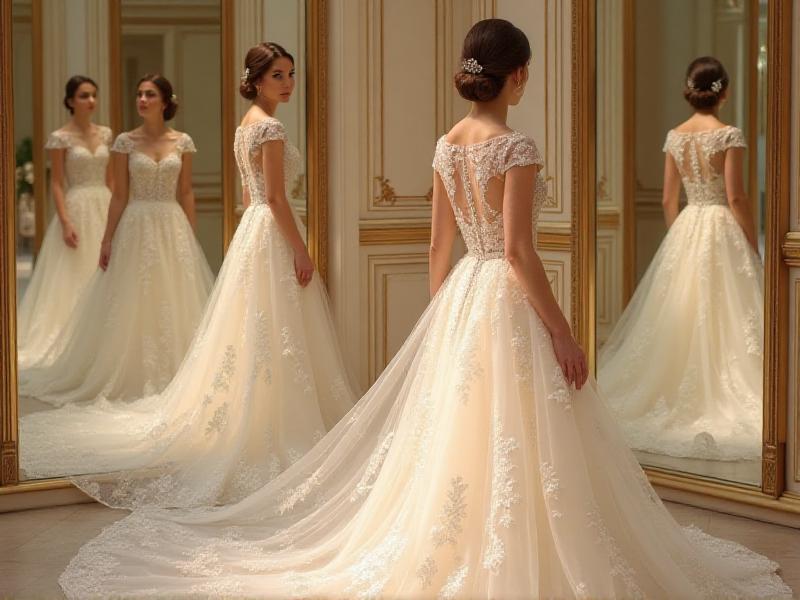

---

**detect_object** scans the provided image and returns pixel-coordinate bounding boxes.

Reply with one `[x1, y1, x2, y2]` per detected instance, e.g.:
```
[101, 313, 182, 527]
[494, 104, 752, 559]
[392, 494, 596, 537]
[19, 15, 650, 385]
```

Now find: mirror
[594, 0, 767, 486]
[10, 0, 312, 483]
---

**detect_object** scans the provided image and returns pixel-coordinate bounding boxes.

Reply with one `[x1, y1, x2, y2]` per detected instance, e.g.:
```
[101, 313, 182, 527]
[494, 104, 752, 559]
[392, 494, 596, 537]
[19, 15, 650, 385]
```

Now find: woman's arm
[260, 139, 313, 287]
[429, 171, 457, 296]
[662, 153, 681, 228]
[724, 146, 759, 253]
[503, 164, 588, 389]
[99, 152, 129, 270]
[242, 185, 251, 210]
[177, 152, 197, 230]
[48, 148, 78, 248]
[105, 154, 115, 196]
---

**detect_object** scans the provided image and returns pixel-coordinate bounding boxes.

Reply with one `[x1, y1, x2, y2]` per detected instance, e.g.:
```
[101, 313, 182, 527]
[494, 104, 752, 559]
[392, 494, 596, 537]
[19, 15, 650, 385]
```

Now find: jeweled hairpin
[710, 79, 723, 93]
[462, 58, 483, 74]
[171, 93, 177, 101]
[240, 67, 250, 84]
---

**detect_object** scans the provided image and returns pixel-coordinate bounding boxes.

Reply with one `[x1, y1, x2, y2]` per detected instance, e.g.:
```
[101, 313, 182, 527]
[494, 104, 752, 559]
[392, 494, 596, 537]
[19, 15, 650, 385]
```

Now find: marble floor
[0, 501, 798, 598]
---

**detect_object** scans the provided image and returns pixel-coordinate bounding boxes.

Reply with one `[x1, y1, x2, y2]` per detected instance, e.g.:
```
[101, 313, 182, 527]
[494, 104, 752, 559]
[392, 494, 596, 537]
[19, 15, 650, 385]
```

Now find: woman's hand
[293, 248, 314, 287]
[61, 221, 79, 248]
[99, 240, 112, 271]
[552, 331, 588, 390]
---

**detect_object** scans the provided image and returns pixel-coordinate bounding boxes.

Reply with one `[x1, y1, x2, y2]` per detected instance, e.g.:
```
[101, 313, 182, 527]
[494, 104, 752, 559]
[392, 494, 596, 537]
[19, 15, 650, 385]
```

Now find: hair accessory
[241, 67, 250, 84]
[462, 58, 483, 74]
[686, 78, 696, 91]
[171, 93, 177, 101]
[687, 77, 723, 94]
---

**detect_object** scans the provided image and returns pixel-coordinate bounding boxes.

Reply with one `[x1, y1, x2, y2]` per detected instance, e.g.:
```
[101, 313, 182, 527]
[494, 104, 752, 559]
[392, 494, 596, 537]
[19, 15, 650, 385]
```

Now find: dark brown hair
[239, 42, 295, 100]
[64, 75, 98, 114]
[684, 57, 729, 110]
[137, 74, 178, 121]
[454, 19, 531, 103]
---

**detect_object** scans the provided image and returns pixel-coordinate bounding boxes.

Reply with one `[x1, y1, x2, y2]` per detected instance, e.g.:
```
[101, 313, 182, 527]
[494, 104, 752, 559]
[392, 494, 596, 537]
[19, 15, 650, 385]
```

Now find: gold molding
[622, 0, 635, 303]
[1, 0, 19, 486]
[795, 277, 800, 482]
[596, 211, 621, 229]
[360, 226, 430, 246]
[782, 231, 800, 267]
[0, 478, 74, 495]
[31, 0, 44, 255]
[571, 0, 596, 368]
[221, 0, 236, 253]
[109, 0, 122, 134]
[537, 231, 572, 252]
[761, 0, 792, 498]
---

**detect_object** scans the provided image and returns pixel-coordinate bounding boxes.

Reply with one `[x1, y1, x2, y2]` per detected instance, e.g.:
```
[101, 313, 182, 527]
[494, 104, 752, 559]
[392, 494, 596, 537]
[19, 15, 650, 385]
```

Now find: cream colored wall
[328, 1, 573, 389]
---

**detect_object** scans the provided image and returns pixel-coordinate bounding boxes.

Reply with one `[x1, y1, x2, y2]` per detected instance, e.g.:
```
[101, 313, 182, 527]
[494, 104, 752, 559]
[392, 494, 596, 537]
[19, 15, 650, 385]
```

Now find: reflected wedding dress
[17, 132, 214, 408]
[17, 127, 112, 368]
[59, 131, 789, 599]
[599, 126, 763, 461]
[20, 117, 356, 502]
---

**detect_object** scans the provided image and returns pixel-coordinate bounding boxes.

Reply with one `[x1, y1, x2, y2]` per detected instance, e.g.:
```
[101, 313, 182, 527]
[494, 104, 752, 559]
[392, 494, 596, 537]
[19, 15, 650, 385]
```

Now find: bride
[59, 21, 790, 599]
[16, 75, 113, 369]
[20, 44, 357, 502]
[598, 57, 764, 462]
[17, 74, 214, 408]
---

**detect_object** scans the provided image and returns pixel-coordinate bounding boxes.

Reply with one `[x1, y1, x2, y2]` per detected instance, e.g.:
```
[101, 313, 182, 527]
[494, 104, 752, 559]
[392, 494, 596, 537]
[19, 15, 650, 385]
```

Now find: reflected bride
[17, 74, 214, 409]
[17, 76, 113, 369]
[19, 44, 357, 505]
[599, 57, 764, 462]
[59, 23, 789, 600]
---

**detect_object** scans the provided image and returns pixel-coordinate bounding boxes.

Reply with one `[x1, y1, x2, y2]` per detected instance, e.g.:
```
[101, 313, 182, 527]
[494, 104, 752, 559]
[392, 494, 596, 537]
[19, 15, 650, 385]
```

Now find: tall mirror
[8, 0, 313, 485]
[594, 0, 767, 486]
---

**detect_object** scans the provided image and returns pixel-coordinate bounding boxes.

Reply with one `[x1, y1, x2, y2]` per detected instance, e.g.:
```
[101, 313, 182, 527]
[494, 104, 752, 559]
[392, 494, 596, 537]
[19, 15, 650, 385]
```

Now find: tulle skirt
[598, 204, 764, 460]
[59, 254, 790, 599]
[17, 184, 110, 368]
[19, 204, 356, 494]
[18, 200, 214, 408]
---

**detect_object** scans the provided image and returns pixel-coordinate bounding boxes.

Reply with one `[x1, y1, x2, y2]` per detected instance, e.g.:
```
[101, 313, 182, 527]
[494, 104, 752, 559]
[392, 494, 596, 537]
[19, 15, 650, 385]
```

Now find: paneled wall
[328, 1, 574, 389]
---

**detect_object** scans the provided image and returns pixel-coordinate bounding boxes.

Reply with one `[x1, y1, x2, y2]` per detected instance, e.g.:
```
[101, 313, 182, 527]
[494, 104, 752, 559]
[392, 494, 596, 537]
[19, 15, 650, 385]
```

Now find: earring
[256, 85, 263, 96]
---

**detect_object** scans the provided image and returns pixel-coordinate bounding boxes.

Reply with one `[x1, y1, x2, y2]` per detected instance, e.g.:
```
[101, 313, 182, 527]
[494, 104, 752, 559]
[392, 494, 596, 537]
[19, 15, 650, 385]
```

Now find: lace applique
[586, 501, 645, 600]
[547, 365, 572, 411]
[281, 326, 314, 395]
[416, 556, 438, 588]
[111, 132, 135, 154]
[176, 132, 197, 154]
[345, 527, 408, 599]
[438, 564, 469, 599]
[204, 345, 237, 405]
[205, 403, 229, 436]
[431, 476, 468, 547]
[540, 462, 562, 519]
[351, 432, 394, 501]
[482, 418, 520, 573]
[45, 130, 71, 149]
[276, 469, 322, 515]
[743, 308, 762, 356]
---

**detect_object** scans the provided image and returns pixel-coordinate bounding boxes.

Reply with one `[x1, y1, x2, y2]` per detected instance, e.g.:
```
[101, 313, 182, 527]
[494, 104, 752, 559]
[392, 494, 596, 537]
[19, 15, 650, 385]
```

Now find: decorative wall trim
[782, 231, 800, 266]
[360, 226, 430, 246]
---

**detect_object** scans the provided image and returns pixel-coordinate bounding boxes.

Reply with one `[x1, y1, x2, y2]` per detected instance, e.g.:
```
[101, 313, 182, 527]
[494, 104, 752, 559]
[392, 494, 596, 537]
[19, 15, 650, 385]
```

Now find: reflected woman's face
[136, 81, 166, 119]
[70, 82, 97, 116]
[258, 57, 296, 104]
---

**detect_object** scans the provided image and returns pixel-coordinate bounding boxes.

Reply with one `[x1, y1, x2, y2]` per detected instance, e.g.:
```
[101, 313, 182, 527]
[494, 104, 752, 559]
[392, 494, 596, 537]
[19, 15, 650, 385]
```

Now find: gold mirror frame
[572, 0, 799, 512]
[0, 0, 328, 493]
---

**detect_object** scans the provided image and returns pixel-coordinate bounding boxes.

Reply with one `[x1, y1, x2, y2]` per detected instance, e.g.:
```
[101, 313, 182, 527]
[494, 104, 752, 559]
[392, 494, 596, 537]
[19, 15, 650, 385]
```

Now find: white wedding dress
[19, 117, 357, 498]
[59, 131, 790, 599]
[17, 127, 112, 368]
[17, 131, 214, 410]
[599, 126, 763, 461]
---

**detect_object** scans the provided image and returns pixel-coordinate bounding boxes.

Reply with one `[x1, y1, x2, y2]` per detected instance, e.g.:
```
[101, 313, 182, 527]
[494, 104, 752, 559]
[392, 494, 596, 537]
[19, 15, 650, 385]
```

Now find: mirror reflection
[14, 0, 309, 482]
[595, 0, 766, 486]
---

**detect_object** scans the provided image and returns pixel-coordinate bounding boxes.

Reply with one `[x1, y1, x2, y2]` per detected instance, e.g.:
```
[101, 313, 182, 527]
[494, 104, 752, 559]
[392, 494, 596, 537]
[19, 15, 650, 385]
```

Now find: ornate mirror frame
[0, 0, 328, 494]
[572, 0, 799, 513]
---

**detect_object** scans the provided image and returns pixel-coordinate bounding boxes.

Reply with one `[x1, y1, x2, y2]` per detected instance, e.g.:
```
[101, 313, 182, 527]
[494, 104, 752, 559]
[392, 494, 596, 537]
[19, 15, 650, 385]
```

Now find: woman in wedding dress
[18, 74, 214, 408]
[19, 44, 356, 499]
[59, 22, 790, 599]
[17, 76, 113, 369]
[598, 57, 764, 461]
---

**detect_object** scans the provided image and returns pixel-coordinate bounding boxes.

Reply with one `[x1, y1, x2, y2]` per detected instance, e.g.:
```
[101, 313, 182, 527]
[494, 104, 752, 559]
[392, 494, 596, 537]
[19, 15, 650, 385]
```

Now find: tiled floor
[0, 501, 798, 598]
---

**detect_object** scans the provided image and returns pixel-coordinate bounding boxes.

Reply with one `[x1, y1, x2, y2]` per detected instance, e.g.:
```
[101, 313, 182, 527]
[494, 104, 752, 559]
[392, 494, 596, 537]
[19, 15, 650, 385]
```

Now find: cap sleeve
[431, 136, 447, 176]
[176, 133, 197, 154]
[45, 130, 70, 150]
[100, 126, 113, 145]
[502, 134, 543, 173]
[662, 130, 675, 153]
[111, 132, 134, 154]
[254, 118, 286, 146]
[723, 126, 746, 150]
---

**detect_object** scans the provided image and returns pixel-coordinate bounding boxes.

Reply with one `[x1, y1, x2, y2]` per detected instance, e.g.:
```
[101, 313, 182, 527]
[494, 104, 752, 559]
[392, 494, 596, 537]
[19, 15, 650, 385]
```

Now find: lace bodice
[111, 131, 196, 204]
[233, 118, 302, 206]
[45, 126, 112, 189]
[663, 125, 746, 206]
[432, 131, 545, 258]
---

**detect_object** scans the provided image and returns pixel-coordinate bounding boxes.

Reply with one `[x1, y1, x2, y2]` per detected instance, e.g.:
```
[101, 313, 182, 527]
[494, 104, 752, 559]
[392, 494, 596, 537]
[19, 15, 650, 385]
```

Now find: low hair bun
[683, 56, 729, 111]
[454, 71, 504, 103]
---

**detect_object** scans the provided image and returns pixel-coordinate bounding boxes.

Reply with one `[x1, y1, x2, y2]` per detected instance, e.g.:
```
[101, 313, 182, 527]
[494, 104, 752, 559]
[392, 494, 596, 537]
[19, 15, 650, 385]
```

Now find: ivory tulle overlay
[17, 131, 214, 411]
[599, 126, 764, 461]
[17, 127, 112, 368]
[20, 119, 357, 505]
[59, 132, 790, 599]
